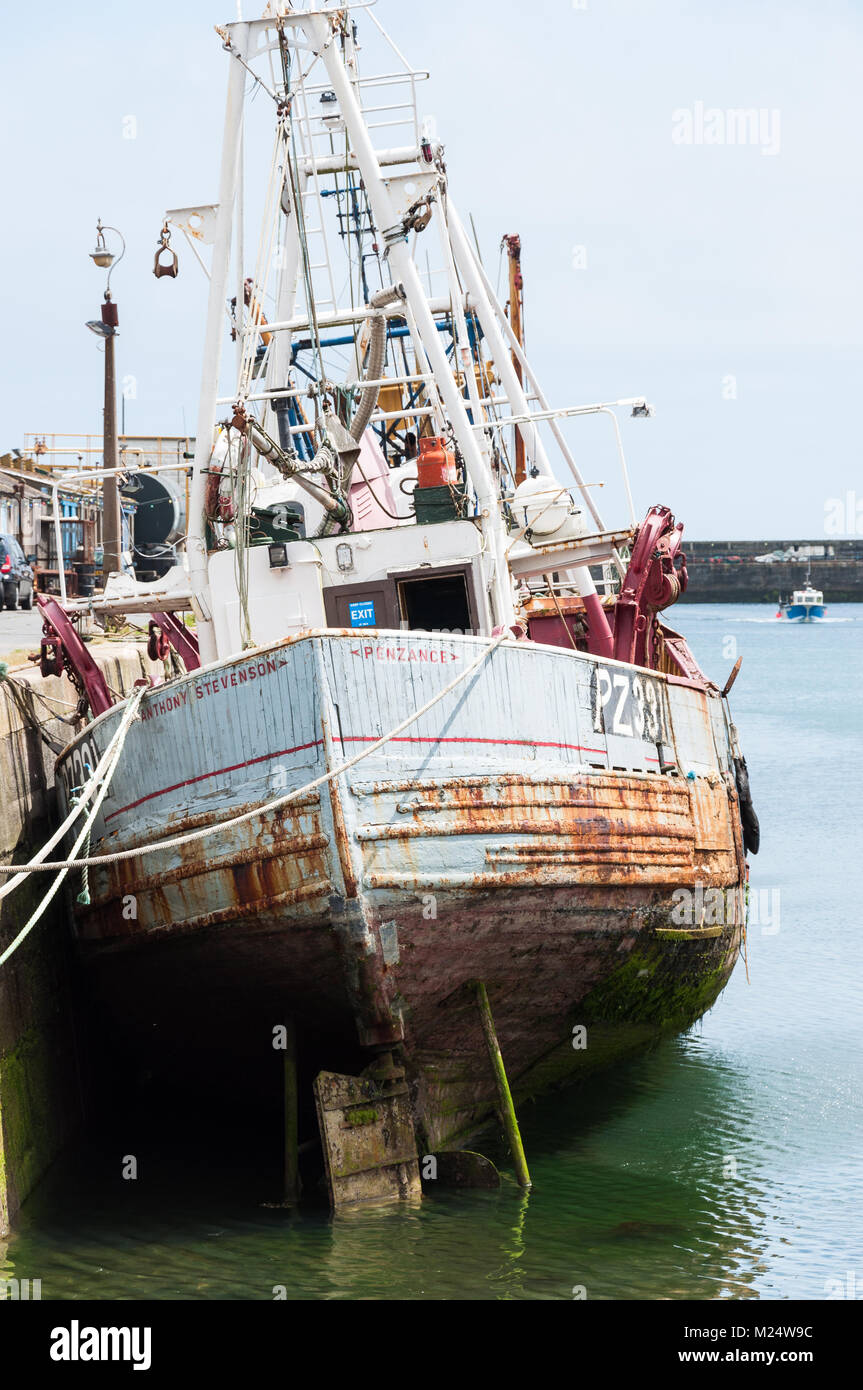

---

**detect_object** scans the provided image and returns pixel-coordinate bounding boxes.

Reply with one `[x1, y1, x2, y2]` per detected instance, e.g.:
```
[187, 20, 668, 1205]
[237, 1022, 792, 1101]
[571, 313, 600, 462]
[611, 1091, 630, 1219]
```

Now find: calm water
[2, 604, 861, 1300]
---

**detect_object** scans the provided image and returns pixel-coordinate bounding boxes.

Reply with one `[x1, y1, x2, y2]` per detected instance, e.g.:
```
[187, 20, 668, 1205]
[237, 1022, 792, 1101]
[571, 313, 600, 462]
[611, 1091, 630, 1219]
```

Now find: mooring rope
[1, 665, 69, 753]
[0, 630, 508, 880]
[0, 685, 147, 904]
[0, 687, 147, 968]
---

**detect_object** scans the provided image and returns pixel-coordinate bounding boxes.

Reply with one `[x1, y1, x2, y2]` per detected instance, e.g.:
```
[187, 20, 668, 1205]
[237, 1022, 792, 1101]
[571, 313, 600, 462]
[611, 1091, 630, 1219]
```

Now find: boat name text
[350, 645, 460, 663]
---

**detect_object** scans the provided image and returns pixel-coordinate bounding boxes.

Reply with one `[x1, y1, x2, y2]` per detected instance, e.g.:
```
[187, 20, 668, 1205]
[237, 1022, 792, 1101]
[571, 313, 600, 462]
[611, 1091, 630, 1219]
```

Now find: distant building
[0, 452, 50, 560]
[20, 433, 192, 580]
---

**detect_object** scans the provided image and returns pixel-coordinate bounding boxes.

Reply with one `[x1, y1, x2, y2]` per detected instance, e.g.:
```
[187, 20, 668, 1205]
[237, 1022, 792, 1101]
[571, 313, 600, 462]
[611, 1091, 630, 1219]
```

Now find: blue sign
[349, 600, 376, 628]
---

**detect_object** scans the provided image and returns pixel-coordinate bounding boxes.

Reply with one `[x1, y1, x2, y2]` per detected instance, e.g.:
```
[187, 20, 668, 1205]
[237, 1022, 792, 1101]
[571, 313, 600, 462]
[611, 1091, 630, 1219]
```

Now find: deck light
[319, 90, 343, 130]
[268, 543, 291, 569]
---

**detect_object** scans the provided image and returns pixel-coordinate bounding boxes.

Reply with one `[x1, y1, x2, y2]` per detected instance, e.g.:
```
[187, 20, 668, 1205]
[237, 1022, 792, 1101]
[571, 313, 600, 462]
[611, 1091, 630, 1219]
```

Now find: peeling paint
[49, 630, 745, 1149]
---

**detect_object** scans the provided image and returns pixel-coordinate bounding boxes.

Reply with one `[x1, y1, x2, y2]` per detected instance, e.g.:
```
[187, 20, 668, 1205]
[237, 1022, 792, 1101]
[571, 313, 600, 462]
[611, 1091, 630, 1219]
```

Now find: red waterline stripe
[105, 733, 654, 822]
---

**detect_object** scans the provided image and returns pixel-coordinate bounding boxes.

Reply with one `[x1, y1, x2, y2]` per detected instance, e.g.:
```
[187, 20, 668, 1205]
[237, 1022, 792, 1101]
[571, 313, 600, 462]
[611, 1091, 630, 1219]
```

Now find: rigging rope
[1, 668, 68, 753]
[238, 117, 288, 401]
[0, 695, 140, 904]
[352, 452, 407, 522]
[0, 686, 146, 968]
[288, 101, 325, 408]
[232, 427, 255, 649]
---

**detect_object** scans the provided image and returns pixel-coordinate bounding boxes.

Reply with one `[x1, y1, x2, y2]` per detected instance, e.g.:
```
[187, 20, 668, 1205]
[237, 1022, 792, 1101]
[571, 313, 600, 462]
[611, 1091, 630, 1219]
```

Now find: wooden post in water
[283, 1018, 301, 1203]
[474, 981, 531, 1189]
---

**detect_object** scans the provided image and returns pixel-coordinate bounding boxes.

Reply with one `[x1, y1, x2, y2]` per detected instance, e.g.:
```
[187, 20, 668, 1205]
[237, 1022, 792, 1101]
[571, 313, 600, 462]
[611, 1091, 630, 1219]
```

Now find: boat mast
[263, 166, 306, 443]
[446, 208, 614, 654]
[447, 207, 546, 478]
[187, 21, 249, 665]
[502, 234, 526, 485]
[186, 6, 615, 652]
[304, 8, 515, 626]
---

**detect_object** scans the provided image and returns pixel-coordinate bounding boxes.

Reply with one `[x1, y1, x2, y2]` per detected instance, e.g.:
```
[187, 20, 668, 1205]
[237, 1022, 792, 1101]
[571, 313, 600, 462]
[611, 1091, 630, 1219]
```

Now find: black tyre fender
[733, 755, 760, 855]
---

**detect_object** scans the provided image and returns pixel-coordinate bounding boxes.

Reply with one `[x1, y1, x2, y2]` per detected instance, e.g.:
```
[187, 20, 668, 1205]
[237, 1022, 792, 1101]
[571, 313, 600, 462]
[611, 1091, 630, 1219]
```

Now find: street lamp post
[87, 220, 125, 577]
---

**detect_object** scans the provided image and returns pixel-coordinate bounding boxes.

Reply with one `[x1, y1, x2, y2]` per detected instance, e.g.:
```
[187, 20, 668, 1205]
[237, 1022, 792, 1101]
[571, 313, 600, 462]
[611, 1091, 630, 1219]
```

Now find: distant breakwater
[680, 539, 863, 603]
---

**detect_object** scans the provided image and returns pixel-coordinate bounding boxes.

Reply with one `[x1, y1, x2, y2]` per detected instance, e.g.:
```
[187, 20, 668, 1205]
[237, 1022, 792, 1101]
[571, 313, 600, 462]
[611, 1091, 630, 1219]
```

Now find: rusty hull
[346, 768, 744, 1148]
[56, 631, 747, 1151]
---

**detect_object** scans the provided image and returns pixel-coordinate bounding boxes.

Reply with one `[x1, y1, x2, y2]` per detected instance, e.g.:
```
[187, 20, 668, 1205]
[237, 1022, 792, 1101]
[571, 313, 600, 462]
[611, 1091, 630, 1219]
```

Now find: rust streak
[355, 818, 697, 843]
[89, 831, 331, 907]
[78, 877, 334, 938]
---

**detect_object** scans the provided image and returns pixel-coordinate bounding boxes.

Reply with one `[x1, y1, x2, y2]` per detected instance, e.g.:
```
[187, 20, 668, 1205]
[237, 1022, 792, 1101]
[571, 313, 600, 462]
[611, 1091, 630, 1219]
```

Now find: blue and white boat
[785, 582, 826, 621]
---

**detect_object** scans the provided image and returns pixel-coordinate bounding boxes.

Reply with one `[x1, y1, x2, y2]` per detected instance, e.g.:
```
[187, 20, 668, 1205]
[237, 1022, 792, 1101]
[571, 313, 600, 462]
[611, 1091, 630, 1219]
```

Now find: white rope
[0, 631, 508, 876]
[0, 699, 143, 903]
[0, 687, 146, 968]
[232, 429, 255, 649]
[238, 118, 289, 399]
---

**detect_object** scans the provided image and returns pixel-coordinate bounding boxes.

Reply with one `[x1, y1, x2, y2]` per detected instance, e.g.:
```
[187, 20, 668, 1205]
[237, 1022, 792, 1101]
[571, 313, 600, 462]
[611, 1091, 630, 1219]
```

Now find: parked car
[0, 534, 35, 610]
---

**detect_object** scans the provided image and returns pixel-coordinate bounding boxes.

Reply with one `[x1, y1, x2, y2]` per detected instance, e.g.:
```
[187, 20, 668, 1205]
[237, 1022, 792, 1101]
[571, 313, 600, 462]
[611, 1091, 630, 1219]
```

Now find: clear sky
[1, 0, 861, 539]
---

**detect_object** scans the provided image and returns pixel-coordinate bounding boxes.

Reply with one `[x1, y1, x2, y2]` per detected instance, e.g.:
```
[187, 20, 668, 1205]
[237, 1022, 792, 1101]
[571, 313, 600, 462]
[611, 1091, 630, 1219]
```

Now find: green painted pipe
[474, 981, 531, 1189]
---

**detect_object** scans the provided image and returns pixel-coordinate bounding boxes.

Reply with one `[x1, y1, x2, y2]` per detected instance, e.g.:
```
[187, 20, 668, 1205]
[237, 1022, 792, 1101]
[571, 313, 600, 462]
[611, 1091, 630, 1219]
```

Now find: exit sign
[349, 600, 376, 628]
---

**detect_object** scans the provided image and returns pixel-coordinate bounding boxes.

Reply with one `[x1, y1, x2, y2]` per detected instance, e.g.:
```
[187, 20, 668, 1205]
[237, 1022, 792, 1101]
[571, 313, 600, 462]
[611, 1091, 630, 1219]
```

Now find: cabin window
[323, 563, 484, 634]
[391, 563, 480, 634]
[398, 573, 472, 633]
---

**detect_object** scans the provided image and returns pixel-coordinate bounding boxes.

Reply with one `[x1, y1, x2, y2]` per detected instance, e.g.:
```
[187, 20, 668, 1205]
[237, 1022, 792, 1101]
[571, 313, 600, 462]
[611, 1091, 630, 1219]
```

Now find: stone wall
[682, 559, 863, 604]
[0, 645, 160, 1234]
[680, 540, 863, 603]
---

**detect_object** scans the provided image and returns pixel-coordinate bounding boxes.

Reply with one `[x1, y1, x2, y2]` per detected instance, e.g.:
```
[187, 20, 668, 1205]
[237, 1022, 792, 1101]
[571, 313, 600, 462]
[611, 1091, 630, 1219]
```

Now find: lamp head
[90, 220, 114, 269]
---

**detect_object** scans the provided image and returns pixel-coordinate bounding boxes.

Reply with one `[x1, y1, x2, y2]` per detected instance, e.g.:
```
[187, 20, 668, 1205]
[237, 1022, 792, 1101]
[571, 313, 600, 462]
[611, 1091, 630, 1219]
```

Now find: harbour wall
[680, 539, 863, 603]
[0, 645, 160, 1234]
[680, 536, 861, 603]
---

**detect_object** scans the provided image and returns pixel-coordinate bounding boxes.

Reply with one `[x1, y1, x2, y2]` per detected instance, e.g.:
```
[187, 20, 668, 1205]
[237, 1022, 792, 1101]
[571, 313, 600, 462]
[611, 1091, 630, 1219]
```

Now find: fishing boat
[783, 574, 826, 621]
[29, 2, 758, 1200]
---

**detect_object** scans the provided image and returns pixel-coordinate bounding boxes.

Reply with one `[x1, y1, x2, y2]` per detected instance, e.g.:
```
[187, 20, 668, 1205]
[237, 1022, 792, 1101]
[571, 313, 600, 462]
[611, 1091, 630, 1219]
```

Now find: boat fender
[203, 448, 235, 524]
[147, 622, 170, 662]
[733, 755, 760, 855]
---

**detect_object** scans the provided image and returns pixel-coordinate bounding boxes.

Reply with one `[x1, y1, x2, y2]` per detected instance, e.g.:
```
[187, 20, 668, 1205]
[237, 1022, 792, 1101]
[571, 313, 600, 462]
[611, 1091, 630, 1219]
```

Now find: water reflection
[0, 1034, 779, 1301]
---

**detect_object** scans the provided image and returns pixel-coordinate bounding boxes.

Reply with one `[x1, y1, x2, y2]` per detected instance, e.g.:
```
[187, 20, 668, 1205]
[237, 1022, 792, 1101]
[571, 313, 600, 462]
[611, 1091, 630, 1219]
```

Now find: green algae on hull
[433, 925, 741, 1154]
